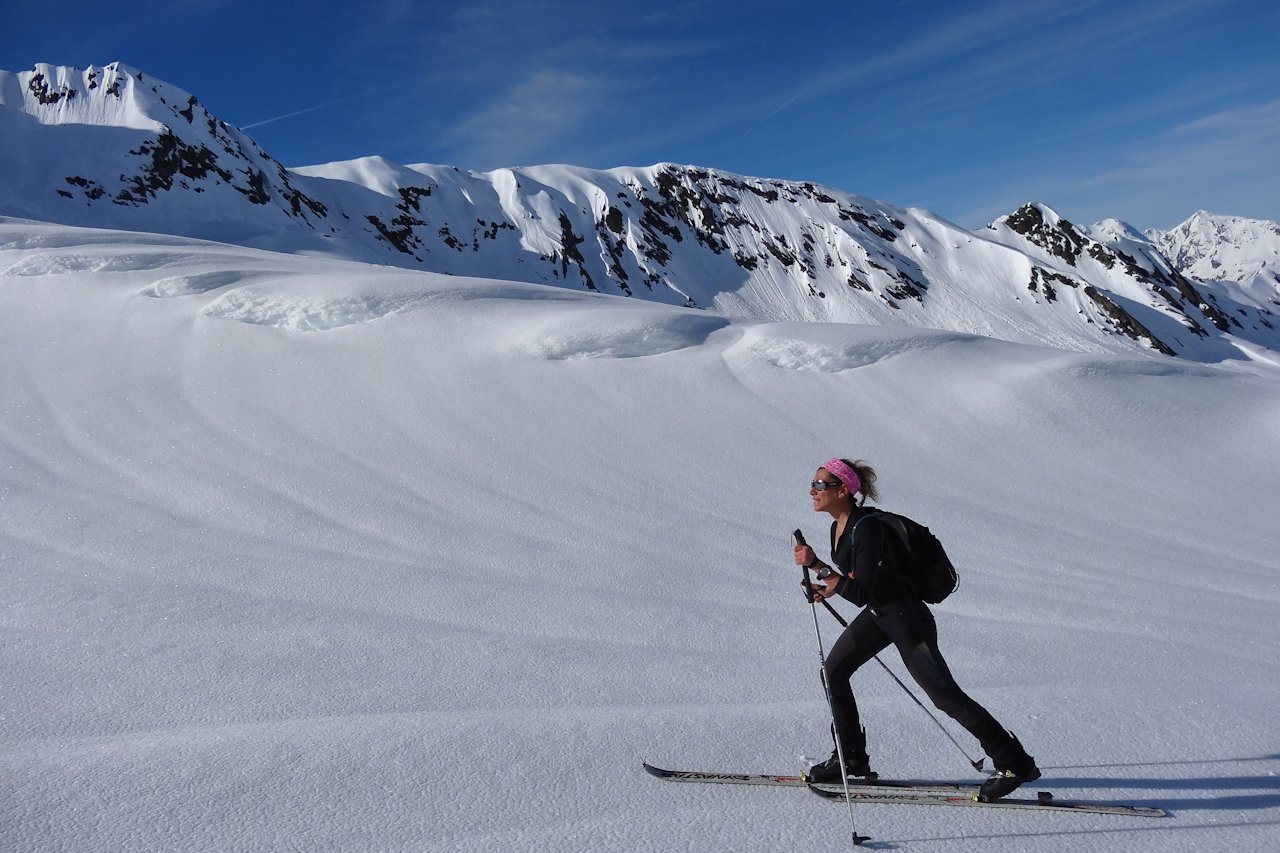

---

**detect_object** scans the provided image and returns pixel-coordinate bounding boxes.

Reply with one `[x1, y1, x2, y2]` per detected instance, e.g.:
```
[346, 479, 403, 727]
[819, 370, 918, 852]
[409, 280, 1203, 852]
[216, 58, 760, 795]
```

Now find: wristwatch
[816, 566, 835, 581]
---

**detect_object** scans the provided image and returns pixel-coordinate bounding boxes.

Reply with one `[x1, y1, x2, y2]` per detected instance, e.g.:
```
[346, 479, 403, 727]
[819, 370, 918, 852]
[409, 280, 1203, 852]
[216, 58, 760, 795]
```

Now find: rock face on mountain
[2, 62, 1276, 361]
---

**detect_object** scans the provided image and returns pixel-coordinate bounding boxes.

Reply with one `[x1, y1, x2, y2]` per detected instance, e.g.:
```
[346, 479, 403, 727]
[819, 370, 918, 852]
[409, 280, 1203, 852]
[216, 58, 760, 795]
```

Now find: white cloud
[444, 71, 609, 168]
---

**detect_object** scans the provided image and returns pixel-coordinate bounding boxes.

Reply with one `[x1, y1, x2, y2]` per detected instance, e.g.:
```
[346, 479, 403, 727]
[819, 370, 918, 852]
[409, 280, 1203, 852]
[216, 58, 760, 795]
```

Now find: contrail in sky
[241, 96, 361, 130]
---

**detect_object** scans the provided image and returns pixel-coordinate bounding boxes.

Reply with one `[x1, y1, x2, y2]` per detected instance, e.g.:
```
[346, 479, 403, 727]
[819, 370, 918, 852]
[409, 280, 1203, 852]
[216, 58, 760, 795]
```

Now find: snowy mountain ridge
[2, 62, 1277, 361]
[1146, 211, 1280, 300]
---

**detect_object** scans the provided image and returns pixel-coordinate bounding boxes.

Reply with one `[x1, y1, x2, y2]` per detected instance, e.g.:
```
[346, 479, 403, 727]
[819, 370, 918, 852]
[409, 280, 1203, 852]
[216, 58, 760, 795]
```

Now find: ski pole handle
[795, 529, 850, 626]
[794, 529, 819, 602]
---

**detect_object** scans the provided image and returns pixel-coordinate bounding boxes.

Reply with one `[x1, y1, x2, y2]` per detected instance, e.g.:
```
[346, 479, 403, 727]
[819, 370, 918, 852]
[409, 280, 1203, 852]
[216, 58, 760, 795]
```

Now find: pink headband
[822, 458, 861, 494]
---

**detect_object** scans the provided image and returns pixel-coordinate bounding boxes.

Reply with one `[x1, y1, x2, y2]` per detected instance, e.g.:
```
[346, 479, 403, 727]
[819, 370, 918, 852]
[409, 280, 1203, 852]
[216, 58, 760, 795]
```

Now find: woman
[793, 458, 1040, 801]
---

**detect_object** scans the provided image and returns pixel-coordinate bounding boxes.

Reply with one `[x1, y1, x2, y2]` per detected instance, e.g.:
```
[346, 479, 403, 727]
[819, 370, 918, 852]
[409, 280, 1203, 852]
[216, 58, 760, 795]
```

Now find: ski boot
[977, 753, 1041, 802]
[805, 749, 875, 784]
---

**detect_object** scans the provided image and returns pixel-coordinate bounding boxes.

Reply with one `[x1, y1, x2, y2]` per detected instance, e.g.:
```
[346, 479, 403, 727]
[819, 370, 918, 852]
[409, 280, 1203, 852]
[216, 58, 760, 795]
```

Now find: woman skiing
[794, 458, 1040, 801]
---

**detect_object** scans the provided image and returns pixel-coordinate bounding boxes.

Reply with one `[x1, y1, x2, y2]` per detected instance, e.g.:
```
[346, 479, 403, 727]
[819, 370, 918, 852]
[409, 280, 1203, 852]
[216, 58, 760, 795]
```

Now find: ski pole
[795, 530, 870, 848]
[796, 530, 985, 773]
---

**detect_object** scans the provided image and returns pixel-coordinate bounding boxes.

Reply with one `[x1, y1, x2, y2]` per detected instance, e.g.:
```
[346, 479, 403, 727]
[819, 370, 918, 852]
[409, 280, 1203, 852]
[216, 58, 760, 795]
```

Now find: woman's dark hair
[841, 458, 879, 506]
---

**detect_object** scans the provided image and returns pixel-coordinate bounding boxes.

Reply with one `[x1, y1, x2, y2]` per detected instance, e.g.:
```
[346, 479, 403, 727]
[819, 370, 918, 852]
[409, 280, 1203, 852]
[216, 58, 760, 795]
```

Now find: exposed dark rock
[478, 220, 515, 241]
[645, 166, 729, 253]
[115, 129, 234, 204]
[65, 176, 106, 200]
[847, 273, 871, 292]
[595, 223, 633, 296]
[802, 183, 837, 204]
[1028, 266, 1077, 302]
[285, 185, 327, 220]
[885, 275, 926, 303]
[1084, 286, 1176, 355]
[1086, 243, 1114, 269]
[395, 185, 432, 214]
[27, 73, 75, 105]
[557, 211, 596, 291]
[238, 169, 270, 205]
[732, 179, 780, 203]
[1005, 204, 1085, 265]
[604, 205, 625, 235]
[1167, 269, 1230, 332]
[439, 226, 465, 251]
[366, 214, 422, 256]
[763, 235, 796, 267]
[837, 206, 898, 242]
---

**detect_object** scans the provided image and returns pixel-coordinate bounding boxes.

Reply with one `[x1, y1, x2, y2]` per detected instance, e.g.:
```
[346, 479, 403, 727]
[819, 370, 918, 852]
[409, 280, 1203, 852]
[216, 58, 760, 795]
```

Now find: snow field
[1, 219, 1278, 851]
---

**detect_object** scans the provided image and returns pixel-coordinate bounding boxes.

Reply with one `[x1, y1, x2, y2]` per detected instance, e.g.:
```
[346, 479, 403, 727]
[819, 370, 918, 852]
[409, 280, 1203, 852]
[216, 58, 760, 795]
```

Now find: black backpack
[854, 511, 959, 604]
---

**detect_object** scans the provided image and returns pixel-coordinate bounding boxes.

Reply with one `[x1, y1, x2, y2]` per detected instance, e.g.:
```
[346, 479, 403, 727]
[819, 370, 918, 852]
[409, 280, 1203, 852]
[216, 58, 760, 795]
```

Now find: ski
[642, 761, 975, 793]
[808, 782, 1168, 817]
[643, 763, 1167, 817]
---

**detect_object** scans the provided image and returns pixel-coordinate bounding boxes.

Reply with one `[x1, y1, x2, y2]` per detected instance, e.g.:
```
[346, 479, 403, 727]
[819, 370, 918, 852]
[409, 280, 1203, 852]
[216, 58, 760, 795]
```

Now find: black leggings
[824, 599, 1024, 769]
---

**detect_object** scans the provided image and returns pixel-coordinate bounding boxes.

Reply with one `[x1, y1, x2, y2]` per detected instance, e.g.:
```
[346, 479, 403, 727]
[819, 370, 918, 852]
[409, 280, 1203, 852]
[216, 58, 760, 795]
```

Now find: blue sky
[5, 0, 1278, 230]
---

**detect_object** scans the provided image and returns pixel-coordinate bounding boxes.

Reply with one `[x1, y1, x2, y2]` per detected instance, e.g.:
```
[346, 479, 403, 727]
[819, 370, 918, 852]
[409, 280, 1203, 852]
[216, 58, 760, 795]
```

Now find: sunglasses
[810, 480, 843, 491]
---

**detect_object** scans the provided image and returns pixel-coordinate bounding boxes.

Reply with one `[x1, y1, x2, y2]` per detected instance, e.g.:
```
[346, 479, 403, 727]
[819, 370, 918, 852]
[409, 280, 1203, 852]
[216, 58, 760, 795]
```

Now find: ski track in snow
[1, 221, 1279, 852]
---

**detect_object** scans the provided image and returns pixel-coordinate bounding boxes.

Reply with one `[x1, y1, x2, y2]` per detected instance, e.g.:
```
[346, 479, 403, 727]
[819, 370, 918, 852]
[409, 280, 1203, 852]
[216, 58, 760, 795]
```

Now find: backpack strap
[875, 513, 911, 553]
[846, 511, 885, 555]
[830, 513, 880, 574]
[835, 512, 880, 546]
[853, 511, 913, 566]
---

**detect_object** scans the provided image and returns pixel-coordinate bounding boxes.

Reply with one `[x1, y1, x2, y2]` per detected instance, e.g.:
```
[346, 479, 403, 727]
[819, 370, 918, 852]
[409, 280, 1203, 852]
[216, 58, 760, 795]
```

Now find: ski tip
[641, 761, 666, 778]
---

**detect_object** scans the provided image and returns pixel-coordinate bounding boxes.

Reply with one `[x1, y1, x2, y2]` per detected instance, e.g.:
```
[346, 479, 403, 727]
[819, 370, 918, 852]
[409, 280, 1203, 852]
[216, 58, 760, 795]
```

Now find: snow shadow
[1037, 753, 1280, 812]
[200, 288, 425, 331]
[141, 270, 254, 297]
[740, 326, 981, 372]
[526, 312, 729, 359]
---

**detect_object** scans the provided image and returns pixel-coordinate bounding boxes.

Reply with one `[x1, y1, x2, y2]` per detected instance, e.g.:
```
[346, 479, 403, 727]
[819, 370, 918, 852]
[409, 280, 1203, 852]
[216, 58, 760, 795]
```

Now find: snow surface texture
[2, 218, 1279, 852]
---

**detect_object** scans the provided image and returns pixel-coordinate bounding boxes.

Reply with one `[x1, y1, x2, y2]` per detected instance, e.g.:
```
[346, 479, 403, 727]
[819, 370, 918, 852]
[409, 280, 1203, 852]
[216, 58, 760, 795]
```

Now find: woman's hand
[808, 572, 840, 601]
[794, 544, 816, 568]
[800, 572, 840, 602]
[795, 544, 838, 601]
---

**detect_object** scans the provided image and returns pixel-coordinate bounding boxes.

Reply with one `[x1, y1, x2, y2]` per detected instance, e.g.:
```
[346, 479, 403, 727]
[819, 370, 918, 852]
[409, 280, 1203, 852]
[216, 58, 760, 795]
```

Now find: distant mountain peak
[1146, 212, 1280, 303]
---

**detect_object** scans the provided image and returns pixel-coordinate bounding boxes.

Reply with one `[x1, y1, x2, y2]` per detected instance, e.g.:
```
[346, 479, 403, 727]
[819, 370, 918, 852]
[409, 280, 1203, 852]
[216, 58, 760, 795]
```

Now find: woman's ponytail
[841, 458, 879, 505]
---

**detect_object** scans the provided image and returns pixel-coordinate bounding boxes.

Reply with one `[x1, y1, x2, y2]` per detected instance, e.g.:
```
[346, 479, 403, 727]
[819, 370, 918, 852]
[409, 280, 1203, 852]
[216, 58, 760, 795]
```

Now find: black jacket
[829, 508, 912, 608]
